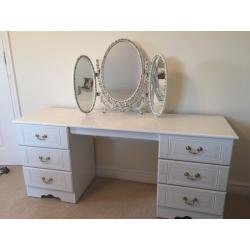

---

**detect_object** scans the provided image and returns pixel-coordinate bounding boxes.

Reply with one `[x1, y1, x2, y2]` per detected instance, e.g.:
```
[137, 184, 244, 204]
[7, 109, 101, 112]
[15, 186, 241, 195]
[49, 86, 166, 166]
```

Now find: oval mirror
[149, 54, 168, 116]
[74, 55, 96, 113]
[100, 39, 144, 105]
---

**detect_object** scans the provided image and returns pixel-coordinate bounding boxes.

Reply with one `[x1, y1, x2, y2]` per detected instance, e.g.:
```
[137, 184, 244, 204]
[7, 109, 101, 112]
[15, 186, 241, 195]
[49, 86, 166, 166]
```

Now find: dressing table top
[14, 107, 238, 139]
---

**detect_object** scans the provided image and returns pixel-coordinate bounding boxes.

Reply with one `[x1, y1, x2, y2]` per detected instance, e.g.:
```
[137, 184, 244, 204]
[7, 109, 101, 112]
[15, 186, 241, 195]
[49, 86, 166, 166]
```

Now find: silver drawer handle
[39, 156, 51, 163]
[35, 134, 48, 140]
[186, 145, 203, 154]
[184, 172, 201, 180]
[41, 177, 53, 184]
[183, 196, 199, 206]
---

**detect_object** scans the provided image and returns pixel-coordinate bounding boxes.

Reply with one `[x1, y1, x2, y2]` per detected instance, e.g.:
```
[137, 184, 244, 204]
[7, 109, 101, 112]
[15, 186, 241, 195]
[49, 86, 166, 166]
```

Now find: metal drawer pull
[41, 177, 53, 184]
[186, 145, 203, 154]
[184, 172, 201, 180]
[183, 196, 199, 206]
[39, 156, 51, 163]
[35, 134, 48, 140]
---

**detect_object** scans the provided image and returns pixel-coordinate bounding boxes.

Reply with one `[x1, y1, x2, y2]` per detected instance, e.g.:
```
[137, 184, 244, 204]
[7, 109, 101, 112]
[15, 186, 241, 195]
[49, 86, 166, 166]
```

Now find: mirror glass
[103, 40, 143, 101]
[149, 54, 167, 116]
[74, 56, 96, 113]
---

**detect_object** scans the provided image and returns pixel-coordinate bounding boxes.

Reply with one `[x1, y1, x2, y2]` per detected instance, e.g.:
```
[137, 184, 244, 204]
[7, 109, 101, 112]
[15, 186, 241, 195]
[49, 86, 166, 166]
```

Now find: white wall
[9, 31, 250, 185]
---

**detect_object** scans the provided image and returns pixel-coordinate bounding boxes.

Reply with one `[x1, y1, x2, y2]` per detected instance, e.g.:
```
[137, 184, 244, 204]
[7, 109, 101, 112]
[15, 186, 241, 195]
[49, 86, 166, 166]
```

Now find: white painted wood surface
[157, 184, 226, 215]
[13, 107, 238, 139]
[0, 32, 21, 119]
[16, 124, 69, 149]
[13, 107, 238, 218]
[0, 33, 20, 164]
[157, 206, 222, 219]
[71, 127, 158, 141]
[69, 133, 95, 201]
[158, 159, 229, 191]
[26, 186, 76, 203]
[23, 167, 73, 192]
[16, 117, 95, 203]
[159, 135, 234, 165]
[20, 146, 71, 171]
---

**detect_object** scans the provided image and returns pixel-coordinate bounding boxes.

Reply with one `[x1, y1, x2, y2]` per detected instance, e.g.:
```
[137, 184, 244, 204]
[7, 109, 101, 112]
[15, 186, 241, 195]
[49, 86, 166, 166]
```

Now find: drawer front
[157, 206, 222, 219]
[157, 184, 226, 215]
[23, 167, 73, 192]
[159, 135, 233, 165]
[20, 146, 71, 171]
[158, 159, 229, 191]
[16, 124, 69, 149]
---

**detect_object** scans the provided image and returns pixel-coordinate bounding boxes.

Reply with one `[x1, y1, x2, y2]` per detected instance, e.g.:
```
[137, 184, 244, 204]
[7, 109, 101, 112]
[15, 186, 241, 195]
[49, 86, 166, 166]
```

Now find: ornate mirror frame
[97, 38, 148, 113]
[73, 55, 97, 114]
[148, 54, 168, 116]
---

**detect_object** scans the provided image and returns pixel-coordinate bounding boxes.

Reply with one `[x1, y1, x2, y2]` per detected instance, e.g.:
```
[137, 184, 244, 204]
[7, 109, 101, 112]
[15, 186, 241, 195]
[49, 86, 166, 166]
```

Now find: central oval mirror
[101, 39, 144, 102]
[74, 55, 96, 113]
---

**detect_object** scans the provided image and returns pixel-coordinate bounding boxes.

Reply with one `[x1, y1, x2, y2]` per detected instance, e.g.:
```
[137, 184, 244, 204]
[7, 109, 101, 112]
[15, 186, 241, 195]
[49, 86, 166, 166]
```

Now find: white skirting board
[10, 165, 250, 197]
[228, 181, 250, 197]
[96, 167, 157, 184]
[97, 167, 250, 197]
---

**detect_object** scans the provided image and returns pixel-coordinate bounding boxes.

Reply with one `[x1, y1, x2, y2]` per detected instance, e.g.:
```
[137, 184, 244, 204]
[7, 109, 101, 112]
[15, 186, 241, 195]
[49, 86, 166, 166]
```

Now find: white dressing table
[14, 107, 238, 219]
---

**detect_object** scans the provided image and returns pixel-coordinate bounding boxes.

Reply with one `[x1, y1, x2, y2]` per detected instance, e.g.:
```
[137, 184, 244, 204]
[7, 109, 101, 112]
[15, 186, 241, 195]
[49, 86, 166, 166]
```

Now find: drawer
[20, 146, 71, 171]
[159, 135, 233, 165]
[157, 206, 222, 219]
[157, 184, 226, 215]
[16, 124, 69, 149]
[23, 167, 73, 192]
[158, 159, 229, 191]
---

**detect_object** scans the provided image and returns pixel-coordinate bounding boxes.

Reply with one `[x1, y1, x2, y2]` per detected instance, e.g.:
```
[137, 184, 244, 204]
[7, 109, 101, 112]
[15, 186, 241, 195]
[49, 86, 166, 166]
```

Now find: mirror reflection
[103, 40, 143, 101]
[149, 55, 167, 116]
[74, 56, 96, 113]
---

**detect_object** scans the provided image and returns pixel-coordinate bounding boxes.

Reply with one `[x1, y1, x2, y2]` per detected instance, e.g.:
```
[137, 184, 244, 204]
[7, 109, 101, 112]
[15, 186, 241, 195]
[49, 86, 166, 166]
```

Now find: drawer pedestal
[157, 134, 234, 219]
[16, 124, 95, 203]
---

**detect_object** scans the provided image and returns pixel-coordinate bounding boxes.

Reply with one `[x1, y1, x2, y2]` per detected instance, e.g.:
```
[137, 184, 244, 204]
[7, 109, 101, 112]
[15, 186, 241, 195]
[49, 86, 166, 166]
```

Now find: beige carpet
[0, 166, 249, 219]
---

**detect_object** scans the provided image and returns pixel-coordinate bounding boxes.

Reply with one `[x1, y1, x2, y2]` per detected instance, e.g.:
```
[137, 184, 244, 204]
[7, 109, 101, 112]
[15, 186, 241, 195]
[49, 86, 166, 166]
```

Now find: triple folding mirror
[74, 38, 168, 116]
